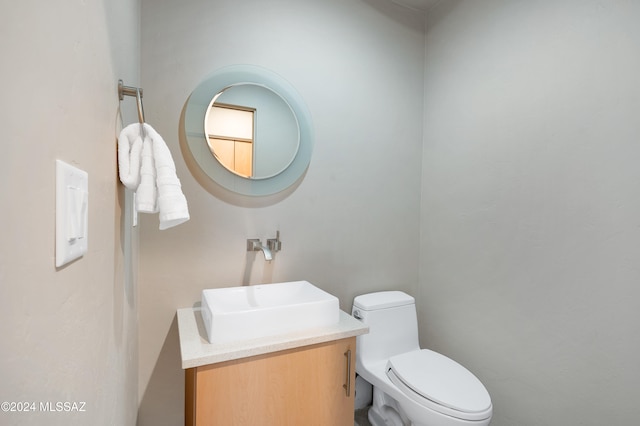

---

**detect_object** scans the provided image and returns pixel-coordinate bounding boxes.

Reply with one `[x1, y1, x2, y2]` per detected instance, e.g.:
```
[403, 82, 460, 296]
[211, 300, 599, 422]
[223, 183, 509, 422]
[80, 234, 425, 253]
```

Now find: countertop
[177, 307, 369, 369]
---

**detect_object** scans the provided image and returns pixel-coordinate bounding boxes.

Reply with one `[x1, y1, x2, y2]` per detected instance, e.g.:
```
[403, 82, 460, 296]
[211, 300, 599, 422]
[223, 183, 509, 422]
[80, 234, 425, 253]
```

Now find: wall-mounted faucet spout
[247, 239, 273, 261]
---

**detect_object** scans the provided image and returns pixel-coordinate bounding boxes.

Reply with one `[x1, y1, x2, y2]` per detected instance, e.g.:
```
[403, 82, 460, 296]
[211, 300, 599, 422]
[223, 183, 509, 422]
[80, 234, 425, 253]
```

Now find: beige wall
[137, 0, 425, 424]
[0, 1, 140, 425]
[421, 1, 640, 425]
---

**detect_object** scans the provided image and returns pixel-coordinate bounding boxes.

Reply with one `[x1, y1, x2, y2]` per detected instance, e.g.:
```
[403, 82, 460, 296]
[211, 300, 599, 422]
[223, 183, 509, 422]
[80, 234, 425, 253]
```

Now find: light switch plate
[56, 160, 88, 267]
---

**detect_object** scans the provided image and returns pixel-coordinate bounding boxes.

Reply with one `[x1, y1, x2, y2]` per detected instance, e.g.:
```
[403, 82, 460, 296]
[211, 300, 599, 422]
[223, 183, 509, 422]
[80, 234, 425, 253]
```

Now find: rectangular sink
[201, 281, 340, 344]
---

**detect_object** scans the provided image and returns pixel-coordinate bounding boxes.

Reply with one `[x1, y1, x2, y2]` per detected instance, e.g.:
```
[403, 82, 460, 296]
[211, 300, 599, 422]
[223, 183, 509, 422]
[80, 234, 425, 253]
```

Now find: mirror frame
[184, 65, 313, 196]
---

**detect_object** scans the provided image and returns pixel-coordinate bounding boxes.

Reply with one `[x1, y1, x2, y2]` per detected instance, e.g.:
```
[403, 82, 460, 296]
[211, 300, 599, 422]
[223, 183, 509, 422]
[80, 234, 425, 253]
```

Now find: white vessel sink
[201, 281, 340, 344]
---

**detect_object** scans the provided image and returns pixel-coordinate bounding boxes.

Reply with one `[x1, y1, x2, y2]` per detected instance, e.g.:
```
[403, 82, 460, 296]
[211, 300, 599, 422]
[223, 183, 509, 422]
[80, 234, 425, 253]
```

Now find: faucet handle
[267, 231, 282, 253]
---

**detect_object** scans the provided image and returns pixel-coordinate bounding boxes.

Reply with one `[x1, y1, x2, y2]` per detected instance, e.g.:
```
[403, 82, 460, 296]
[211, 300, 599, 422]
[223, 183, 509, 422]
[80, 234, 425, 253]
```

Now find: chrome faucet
[247, 239, 273, 261]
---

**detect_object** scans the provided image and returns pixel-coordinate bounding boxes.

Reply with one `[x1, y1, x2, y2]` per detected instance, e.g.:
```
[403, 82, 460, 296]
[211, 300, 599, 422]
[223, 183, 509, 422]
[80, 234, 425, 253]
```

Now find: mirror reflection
[183, 64, 313, 197]
[204, 84, 299, 180]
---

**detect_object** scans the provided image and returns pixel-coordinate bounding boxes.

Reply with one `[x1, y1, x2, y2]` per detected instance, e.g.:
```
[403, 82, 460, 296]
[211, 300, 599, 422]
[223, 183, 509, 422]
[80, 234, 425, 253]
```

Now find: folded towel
[117, 123, 190, 230]
[117, 124, 144, 190]
[137, 132, 157, 213]
[144, 124, 190, 230]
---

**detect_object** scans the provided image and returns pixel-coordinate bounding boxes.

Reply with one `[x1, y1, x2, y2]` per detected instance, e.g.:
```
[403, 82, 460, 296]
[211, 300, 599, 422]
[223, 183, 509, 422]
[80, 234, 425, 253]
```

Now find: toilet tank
[352, 291, 420, 365]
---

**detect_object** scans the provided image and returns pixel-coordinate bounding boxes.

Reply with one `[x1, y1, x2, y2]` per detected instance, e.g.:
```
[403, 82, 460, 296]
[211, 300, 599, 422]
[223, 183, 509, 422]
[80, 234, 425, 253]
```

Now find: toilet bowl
[352, 291, 492, 426]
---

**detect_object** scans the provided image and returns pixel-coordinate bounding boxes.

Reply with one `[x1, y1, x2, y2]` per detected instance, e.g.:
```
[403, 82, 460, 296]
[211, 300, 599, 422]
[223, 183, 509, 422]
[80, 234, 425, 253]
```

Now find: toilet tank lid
[353, 291, 415, 311]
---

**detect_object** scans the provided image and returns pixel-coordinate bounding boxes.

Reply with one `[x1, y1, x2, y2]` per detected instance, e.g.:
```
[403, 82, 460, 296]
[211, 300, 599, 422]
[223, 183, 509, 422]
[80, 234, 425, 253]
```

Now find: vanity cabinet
[185, 337, 356, 425]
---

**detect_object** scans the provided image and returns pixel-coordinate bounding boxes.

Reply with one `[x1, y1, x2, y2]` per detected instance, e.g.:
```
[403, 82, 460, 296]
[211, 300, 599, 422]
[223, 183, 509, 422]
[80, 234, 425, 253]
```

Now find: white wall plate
[56, 160, 88, 267]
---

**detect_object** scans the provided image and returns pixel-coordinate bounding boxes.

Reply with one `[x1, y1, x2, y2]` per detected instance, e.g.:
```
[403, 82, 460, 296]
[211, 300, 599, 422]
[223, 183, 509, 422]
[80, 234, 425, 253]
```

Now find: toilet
[352, 291, 492, 426]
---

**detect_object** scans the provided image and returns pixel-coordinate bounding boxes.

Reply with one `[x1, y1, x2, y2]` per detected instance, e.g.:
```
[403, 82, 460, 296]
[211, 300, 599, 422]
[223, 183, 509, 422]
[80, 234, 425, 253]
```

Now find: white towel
[117, 123, 190, 230]
[137, 131, 157, 213]
[117, 124, 143, 190]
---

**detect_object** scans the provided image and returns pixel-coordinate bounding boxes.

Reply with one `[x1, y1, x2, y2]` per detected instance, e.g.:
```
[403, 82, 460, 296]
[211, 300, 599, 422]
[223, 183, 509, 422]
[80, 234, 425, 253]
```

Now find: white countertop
[177, 307, 369, 369]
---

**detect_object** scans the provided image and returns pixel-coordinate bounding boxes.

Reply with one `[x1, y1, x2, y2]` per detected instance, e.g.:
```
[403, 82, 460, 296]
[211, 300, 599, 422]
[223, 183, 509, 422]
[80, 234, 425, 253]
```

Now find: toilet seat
[386, 350, 492, 422]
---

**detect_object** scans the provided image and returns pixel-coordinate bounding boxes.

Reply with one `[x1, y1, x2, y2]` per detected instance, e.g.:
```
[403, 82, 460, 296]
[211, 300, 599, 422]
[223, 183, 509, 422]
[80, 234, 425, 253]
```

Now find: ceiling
[390, 0, 442, 11]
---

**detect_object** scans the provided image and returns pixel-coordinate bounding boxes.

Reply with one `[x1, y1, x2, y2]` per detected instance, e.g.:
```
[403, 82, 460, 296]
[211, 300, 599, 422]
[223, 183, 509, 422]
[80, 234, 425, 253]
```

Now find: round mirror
[205, 84, 299, 179]
[184, 65, 313, 196]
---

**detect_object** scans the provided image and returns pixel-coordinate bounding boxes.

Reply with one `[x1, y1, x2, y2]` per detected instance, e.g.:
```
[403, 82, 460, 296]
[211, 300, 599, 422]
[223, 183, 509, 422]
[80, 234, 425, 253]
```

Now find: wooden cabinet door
[186, 337, 356, 425]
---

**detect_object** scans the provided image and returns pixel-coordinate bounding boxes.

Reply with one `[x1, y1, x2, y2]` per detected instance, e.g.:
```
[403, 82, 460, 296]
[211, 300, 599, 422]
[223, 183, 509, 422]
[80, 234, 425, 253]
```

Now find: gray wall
[7, 0, 633, 424]
[420, 1, 640, 425]
[138, 0, 425, 424]
[0, 0, 140, 424]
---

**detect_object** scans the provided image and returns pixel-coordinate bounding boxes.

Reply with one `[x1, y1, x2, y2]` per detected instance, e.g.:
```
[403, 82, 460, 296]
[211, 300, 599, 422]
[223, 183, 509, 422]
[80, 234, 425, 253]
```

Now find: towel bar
[118, 79, 145, 125]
